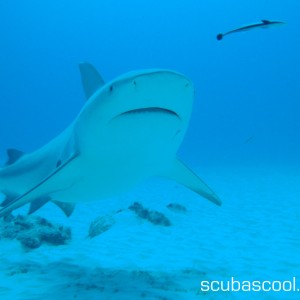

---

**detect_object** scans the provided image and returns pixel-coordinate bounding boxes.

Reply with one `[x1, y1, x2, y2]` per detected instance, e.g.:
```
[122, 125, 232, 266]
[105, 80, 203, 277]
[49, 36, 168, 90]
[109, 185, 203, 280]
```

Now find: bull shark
[0, 63, 221, 218]
[216, 19, 285, 40]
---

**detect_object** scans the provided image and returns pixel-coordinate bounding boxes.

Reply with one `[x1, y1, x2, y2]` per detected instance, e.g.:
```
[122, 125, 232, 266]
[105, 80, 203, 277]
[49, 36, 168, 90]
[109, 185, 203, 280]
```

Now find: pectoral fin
[161, 158, 222, 206]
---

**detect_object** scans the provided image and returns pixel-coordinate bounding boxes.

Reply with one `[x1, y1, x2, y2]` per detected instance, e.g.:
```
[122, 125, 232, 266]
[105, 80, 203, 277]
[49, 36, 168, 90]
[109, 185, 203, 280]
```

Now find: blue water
[0, 0, 299, 299]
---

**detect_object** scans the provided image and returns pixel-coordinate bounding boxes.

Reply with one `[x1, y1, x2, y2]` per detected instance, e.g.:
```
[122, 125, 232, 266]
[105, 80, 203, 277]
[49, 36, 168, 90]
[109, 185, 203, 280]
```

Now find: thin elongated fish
[0, 63, 221, 218]
[217, 19, 285, 40]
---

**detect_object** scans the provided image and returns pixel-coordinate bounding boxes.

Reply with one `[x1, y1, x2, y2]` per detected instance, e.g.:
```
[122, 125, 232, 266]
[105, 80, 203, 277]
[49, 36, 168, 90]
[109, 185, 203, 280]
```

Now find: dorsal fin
[5, 148, 25, 166]
[79, 62, 105, 100]
[261, 20, 271, 24]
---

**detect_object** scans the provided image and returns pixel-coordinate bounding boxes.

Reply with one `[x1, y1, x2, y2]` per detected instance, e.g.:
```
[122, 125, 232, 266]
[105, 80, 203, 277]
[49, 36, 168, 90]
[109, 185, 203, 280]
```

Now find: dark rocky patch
[129, 202, 171, 227]
[0, 214, 71, 249]
[166, 203, 187, 213]
[88, 215, 116, 238]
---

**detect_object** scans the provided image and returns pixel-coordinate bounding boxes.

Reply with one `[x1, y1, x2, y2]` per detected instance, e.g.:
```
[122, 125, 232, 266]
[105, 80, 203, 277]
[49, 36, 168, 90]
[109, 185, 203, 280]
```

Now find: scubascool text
[200, 277, 299, 293]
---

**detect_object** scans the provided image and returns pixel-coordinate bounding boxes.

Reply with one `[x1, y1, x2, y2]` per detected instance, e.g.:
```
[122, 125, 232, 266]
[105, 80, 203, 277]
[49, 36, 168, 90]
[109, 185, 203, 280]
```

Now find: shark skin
[0, 63, 221, 217]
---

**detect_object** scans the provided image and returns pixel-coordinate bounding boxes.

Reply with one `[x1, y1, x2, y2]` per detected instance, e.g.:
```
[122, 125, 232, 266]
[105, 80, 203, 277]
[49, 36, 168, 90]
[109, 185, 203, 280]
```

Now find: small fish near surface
[0, 63, 221, 218]
[216, 19, 285, 41]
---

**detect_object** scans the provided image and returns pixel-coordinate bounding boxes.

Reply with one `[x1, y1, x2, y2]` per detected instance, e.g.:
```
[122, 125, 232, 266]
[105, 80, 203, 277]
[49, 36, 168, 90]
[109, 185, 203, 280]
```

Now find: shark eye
[109, 85, 114, 92]
[56, 160, 62, 168]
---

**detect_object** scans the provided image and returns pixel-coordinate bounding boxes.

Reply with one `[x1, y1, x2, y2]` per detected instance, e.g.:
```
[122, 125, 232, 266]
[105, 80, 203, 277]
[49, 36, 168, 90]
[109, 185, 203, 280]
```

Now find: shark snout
[130, 70, 192, 91]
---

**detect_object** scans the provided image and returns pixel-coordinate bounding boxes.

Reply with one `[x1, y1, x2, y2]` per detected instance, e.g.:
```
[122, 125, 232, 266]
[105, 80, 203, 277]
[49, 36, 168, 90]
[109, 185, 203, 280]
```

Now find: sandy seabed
[0, 164, 299, 299]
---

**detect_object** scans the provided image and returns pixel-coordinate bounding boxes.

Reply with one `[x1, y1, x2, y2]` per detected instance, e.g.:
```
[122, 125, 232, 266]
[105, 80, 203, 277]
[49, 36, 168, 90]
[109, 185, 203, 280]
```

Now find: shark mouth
[116, 107, 181, 120]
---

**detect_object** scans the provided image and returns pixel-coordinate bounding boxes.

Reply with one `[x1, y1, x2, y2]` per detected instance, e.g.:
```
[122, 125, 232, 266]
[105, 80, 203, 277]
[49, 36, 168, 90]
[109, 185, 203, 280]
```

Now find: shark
[0, 63, 221, 218]
[216, 19, 285, 40]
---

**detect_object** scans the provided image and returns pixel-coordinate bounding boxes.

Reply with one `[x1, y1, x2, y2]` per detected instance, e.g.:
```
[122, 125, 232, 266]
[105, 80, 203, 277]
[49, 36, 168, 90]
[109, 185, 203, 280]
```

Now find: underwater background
[0, 0, 299, 299]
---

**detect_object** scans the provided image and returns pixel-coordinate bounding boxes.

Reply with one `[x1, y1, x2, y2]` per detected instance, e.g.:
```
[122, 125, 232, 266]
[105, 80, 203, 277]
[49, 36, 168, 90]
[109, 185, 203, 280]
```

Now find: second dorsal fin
[79, 62, 105, 100]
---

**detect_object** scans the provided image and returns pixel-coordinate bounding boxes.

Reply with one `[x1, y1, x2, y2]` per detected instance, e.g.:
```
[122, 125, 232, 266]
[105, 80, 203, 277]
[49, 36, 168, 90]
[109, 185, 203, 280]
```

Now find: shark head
[75, 67, 195, 174]
[100, 69, 193, 122]
[78, 69, 193, 128]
